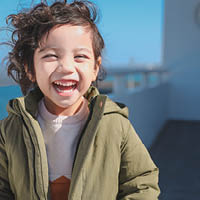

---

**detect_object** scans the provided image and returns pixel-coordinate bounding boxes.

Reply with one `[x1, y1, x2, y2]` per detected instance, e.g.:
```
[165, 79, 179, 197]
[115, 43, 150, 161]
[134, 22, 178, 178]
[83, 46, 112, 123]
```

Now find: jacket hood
[6, 86, 128, 119]
[103, 98, 128, 118]
[84, 86, 129, 118]
[7, 87, 43, 119]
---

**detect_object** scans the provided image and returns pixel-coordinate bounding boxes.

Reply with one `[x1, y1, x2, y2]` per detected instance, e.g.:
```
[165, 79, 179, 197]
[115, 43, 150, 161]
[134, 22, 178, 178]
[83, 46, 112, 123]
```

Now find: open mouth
[53, 80, 78, 94]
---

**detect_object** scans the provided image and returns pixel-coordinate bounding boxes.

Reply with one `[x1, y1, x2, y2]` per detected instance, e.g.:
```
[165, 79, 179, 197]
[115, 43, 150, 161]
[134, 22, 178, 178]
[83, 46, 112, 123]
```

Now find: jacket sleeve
[0, 122, 15, 199]
[117, 121, 160, 200]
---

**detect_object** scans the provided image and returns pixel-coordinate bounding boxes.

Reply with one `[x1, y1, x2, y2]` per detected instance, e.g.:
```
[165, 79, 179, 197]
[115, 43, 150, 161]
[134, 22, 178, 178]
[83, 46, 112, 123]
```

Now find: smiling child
[0, 1, 160, 199]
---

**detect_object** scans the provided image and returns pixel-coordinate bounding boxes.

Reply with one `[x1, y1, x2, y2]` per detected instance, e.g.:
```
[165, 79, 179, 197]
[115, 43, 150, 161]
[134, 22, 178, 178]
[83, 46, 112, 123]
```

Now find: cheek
[77, 65, 97, 81]
[35, 63, 55, 78]
[92, 66, 99, 81]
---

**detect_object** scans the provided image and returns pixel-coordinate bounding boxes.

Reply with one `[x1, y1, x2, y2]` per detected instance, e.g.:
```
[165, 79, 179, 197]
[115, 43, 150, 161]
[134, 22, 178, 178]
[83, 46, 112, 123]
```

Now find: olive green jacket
[0, 87, 160, 200]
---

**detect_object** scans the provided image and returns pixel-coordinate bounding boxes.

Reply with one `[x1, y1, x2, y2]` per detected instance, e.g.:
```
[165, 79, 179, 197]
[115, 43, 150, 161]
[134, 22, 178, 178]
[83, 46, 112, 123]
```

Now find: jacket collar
[22, 86, 100, 119]
[7, 85, 128, 120]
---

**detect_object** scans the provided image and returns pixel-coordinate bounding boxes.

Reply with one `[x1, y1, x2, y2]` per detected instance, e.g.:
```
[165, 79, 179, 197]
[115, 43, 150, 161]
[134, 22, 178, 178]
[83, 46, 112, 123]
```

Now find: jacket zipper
[22, 112, 48, 200]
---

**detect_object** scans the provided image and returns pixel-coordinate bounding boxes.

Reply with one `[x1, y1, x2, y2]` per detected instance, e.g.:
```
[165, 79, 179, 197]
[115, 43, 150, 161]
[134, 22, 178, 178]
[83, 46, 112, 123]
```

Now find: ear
[24, 64, 36, 82]
[92, 56, 101, 81]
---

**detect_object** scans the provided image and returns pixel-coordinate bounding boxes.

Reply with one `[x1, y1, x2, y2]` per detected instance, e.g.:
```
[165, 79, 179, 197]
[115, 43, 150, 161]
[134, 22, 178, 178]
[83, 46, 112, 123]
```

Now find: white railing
[99, 65, 169, 96]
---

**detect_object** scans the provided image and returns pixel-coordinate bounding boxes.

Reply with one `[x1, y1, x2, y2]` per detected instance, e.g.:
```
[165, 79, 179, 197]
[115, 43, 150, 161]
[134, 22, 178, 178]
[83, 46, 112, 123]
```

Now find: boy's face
[31, 24, 100, 116]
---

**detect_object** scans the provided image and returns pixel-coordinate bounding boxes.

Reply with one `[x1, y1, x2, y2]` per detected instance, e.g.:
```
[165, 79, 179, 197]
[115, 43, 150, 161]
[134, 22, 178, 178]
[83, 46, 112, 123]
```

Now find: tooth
[54, 81, 76, 86]
[54, 81, 76, 87]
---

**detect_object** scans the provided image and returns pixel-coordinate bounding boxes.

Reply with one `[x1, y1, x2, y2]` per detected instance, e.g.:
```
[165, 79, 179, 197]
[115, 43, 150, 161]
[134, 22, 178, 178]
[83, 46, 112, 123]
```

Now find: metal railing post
[113, 75, 127, 95]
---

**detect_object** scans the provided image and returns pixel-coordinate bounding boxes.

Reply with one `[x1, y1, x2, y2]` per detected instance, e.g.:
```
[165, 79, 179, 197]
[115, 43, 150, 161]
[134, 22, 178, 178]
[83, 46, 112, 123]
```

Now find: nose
[56, 57, 75, 74]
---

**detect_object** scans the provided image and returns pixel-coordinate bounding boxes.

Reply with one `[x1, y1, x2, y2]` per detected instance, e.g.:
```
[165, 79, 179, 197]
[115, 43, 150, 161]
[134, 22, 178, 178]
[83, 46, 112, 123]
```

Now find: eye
[42, 54, 58, 59]
[42, 54, 58, 62]
[75, 55, 88, 59]
[74, 54, 89, 62]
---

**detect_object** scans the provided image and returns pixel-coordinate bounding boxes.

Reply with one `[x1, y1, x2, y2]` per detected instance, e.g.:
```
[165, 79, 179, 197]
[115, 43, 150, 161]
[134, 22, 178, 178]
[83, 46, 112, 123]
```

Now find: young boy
[0, 0, 160, 199]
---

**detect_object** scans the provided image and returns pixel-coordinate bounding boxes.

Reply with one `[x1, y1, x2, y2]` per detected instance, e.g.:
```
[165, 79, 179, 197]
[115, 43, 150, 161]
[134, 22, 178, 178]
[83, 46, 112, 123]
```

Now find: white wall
[163, 0, 200, 120]
[110, 83, 169, 148]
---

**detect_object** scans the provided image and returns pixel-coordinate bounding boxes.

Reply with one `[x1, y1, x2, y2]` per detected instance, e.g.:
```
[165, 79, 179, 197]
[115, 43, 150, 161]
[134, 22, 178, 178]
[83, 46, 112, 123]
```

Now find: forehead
[39, 24, 93, 48]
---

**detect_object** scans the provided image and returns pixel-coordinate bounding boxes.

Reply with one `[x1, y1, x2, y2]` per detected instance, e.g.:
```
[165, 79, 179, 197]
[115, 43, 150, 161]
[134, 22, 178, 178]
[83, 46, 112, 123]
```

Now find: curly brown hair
[4, 0, 105, 95]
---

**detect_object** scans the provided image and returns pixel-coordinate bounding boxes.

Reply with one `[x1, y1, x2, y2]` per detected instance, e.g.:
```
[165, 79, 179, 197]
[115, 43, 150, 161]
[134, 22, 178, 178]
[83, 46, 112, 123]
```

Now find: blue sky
[0, 0, 163, 70]
[94, 0, 164, 65]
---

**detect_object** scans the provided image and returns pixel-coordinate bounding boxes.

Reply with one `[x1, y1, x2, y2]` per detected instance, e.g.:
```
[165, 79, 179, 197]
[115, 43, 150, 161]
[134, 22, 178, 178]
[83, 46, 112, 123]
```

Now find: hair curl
[4, 0, 105, 95]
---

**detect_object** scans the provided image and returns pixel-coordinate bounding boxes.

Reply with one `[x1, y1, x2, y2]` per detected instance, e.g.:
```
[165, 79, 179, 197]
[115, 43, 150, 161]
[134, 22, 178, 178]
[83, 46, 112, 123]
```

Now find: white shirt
[37, 98, 89, 181]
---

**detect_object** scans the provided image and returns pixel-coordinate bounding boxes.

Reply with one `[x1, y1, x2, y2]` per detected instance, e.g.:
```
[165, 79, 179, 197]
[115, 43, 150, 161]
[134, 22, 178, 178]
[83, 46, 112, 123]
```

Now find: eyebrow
[38, 46, 93, 54]
[74, 48, 93, 54]
[38, 46, 59, 53]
